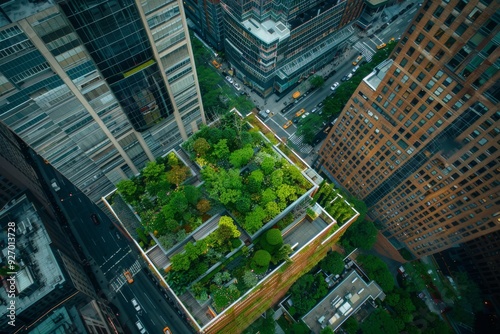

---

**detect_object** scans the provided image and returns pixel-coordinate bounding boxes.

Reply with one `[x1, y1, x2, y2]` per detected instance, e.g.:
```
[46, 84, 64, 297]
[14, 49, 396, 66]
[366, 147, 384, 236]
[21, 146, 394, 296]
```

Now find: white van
[136, 321, 147, 334]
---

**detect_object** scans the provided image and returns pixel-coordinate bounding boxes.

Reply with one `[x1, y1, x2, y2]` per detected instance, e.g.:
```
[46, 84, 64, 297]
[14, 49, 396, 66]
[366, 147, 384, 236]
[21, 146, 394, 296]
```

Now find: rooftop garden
[116, 152, 208, 250]
[183, 113, 312, 235]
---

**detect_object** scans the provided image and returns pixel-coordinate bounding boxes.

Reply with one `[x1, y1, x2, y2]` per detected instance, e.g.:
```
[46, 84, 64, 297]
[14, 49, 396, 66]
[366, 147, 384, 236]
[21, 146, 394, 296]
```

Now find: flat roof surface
[0, 0, 55, 28]
[302, 270, 384, 332]
[242, 18, 290, 44]
[283, 216, 328, 248]
[363, 59, 394, 91]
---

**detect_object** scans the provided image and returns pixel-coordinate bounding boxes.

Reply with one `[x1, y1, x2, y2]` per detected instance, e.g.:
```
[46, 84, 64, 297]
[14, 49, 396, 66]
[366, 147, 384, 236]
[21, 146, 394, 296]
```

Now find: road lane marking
[362, 41, 376, 53]
[160, 315, 167, 324]
[143, 292, 156, 310]
[103, 249, 132, 275]
[78, 198, 82, 203]
[91, 238, 97, 245]
[101, 236, 106, 243]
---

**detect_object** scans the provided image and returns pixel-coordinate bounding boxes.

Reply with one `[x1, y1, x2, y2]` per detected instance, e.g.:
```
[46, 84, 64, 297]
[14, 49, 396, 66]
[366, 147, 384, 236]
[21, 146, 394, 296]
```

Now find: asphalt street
[31, 152, 193, 334]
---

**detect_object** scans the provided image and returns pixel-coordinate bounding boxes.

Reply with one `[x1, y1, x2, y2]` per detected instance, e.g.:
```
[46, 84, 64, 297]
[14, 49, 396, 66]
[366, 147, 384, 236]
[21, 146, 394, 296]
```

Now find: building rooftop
[288, 0, 343, 30]
[302, 270, 385, 333]
[0, 0, 55, 28]
[0, 194, 64, 318]
[363, 59, 394, 91]
[242, 18, 290, 45]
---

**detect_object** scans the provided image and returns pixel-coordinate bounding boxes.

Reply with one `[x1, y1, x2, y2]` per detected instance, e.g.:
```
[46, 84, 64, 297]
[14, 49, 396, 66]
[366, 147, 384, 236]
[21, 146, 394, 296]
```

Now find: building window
[435, 49, 445, 60]
[424, 20, 435, 32]
[445, 37, 456, 48]
[433, 29, 445, 40]
[433, 6, 444, 18]
[456, 23, 468, 36]
[416, 33, 425, 45]
[407, 47, 415, 57]
[444, 14, 456, 27]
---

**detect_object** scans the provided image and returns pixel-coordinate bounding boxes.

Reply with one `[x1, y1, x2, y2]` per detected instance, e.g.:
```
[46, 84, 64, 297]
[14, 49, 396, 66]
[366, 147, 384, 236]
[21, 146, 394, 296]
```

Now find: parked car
[330, 82, 340, 91]
[377, 43, 387, 50]
[50, 179, 60, 191]
[346, 73, 353, 80]
[292, 117, 300, 124]
[233, 82, 241, 90]
[131, 298, 141, 311]
[352, 65, 360, 73]
[317, 102, 324, 108]
[136, 321, 147, 334]
[225, 76, 233, 83]
[341, 75, 348, 82]
[301, 112, 310, 119]
[311, 108, 318, 113]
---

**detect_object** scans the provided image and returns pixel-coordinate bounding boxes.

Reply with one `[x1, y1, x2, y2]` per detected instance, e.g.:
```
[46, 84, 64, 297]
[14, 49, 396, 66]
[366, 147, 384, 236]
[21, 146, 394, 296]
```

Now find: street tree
[310, 75, 325, 88]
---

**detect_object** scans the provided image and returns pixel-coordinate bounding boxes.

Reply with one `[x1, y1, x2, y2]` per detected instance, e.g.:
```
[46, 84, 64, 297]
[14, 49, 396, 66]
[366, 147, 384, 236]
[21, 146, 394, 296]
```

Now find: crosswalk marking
[288, 133, 313, 154]
[353, 41, 374, 62]
[109, 260, 142, 292]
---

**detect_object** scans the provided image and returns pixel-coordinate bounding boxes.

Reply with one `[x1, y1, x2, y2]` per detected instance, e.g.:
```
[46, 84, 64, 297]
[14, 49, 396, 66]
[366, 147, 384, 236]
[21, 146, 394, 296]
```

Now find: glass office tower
[318, 0, 499, 258]
[0, 0, 204, 204]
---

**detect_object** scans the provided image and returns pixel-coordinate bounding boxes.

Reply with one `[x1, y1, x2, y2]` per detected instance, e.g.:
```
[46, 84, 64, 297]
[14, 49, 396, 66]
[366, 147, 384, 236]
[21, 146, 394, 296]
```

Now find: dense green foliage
[288, 273, 329, 317]
[357, 254, 395, 292]
[184, 114, 310, 234]
[319, 251, 344, 275]
[340, 219, 378, 252]
[313, 182, 356, 224]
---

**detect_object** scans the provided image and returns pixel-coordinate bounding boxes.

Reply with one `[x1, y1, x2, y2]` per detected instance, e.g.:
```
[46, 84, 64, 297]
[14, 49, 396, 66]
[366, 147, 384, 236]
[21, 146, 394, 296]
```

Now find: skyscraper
[318, 0, 499, 258]
[222, 0, 364, 97]
[184, 0, 224, 50]
[0, 0, 204, 205]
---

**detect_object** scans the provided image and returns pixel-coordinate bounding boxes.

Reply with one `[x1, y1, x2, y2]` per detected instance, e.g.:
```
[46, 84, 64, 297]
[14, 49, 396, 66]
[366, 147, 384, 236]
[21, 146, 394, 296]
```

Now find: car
[295, 108, 306, 117]
[136, 321, 147, 334]
[124, 270, 134, 284]
[341, 75, 348, 82]
[352, 65, 359, 73]
[265, 109, 270, 114]
[311, 108, 317, 113]
[381, 23, 388, 29]
[163, 327, 172, 334]
[317, 102, 324, 108]
[346, 73, 353, 80]
[352, 55, 363, 66]
[330, 82, 339, 91]
[377, 43, 387, 50]
[50, 179, 60, 191]
[131, 298, 141, 311]
[301, 112, 310, 119]
[233, 82, 241, 90]
[91, 213, 100, 225]
[283, 120, 293, 129]
[292, 117, 300, 124]
[225, 76, 233, 83]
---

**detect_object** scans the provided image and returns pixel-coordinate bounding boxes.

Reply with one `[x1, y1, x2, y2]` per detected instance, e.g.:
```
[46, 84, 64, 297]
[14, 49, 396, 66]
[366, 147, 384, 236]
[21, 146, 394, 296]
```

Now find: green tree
[116, 179, 138, 203]
[183, 185, 201, 205]
[341, 219, 378, 251]
[196, 198, 211, 214]
[265, 201, 281, 218]
[251, 250, 271, 274]
[266, 229, 283, 246]
[320, 251, 344, 275]
[243, 270, 258, 288]
[270, 169, 284, 188]
[261, 188, 277, 205]
[274, 244, 293, 264]
[212, 139, 230, 160]
[142, 161, 165, 182]
[361, 308, 399, 334]
[320, 327, 335, 334]
[193, 137, 211, 157]
[358, 254, 395, 292]
[169, 191, 188, 213]
[260, 156, 275, 175]
[166, 164, 189, 187]
[216, 216, 241, 244]
[342, 317, 358, 334]
[310, 75, 325, 88]
[229, 145, 254, 168]
[244, 205, 267, 234]
[171, 252, 191, 271]
[235, 196, 252, 213]
[276, 184, 297, 202]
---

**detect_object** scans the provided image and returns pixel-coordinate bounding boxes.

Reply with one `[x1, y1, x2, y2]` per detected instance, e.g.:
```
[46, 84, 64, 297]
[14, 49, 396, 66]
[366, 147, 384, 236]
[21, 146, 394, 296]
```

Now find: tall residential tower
[0, 0, 204, 205]
[222, 0, 365, 97]
[318, 0, 499, 257]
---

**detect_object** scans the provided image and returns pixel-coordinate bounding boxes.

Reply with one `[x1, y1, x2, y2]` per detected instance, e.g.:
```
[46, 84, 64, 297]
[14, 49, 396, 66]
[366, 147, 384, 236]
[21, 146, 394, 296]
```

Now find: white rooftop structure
[242, 19, 290, 44]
